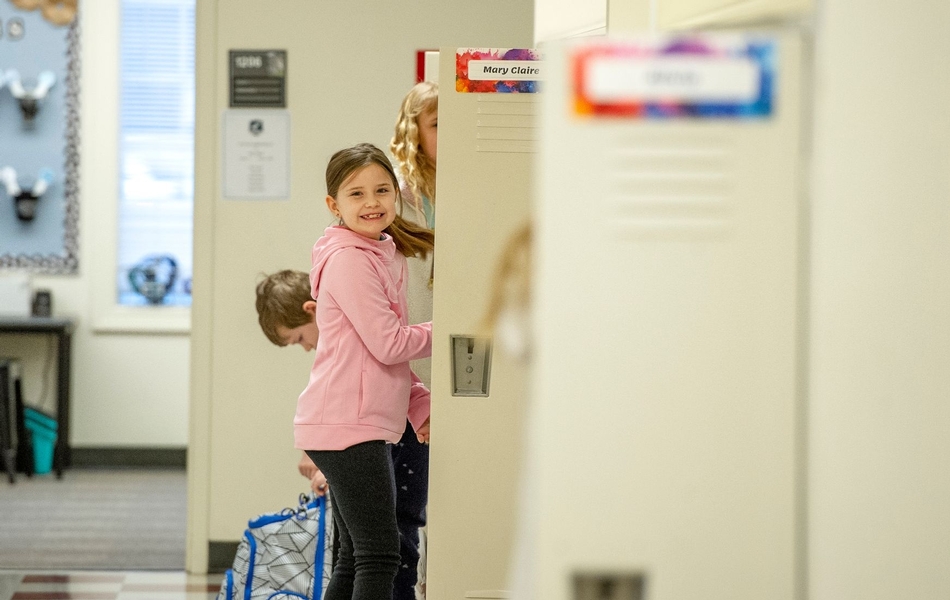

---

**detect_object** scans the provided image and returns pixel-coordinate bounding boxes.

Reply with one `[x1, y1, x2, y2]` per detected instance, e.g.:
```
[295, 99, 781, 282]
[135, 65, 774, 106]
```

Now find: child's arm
[324, 250, 432, 364]
[297, 451, 318, 478]
[407, 369, 431, 435]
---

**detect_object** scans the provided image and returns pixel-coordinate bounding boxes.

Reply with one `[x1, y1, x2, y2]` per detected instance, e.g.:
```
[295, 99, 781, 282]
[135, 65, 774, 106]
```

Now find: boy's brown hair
[255, 269, 312, 346]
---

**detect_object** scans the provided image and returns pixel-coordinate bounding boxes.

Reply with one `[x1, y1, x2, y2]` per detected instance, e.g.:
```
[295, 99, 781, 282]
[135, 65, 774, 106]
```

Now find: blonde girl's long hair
[480, 222, 531, 336]
[326, 143, 435, 259]
[390, 81, 438, 207]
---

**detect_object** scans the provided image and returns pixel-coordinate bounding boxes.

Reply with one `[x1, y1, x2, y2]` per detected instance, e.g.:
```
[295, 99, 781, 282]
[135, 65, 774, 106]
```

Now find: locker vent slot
[475, 95, 539, 154]
[608, 132, 735, 239]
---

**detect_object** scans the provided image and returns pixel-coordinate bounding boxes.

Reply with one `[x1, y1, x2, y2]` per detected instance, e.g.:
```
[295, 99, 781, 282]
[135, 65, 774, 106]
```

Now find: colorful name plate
[457, 48, 543, 93]
[572, 37, 776, 118]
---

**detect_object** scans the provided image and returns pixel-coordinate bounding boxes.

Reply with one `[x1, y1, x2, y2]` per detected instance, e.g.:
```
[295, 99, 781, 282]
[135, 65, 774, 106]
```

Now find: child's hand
[416, 417, 430, 444]
[298, 451, 328, 495]
[310, 470, 329, 497]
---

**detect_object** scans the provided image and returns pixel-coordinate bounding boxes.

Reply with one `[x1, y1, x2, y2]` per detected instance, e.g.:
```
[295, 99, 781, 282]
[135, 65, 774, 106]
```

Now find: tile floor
[0, 571, 224, 600]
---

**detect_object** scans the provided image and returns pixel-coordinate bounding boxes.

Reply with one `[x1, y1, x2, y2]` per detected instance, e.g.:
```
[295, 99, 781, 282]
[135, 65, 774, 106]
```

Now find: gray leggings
[307, 441, 400, 600]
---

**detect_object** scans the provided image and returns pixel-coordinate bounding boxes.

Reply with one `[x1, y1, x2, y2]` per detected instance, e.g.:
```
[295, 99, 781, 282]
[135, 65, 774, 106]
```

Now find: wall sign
[229, 50, 287, 108]
[222, 110, 290, 200]
[456, 48, 542, 93]
[572, 36, 776, 119]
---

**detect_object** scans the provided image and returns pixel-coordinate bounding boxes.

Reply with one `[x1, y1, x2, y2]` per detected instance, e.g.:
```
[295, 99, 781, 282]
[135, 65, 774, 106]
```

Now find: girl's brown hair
[326, 143, 435, 258]
[390, 82, 438, 207]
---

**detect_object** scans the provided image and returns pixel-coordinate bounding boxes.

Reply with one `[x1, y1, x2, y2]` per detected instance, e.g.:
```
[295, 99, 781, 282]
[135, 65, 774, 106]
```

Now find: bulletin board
[0, 2, 80, 273]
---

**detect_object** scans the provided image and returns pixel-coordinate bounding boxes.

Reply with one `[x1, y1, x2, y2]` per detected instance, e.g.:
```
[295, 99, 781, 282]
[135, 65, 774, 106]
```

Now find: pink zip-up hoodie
[294, 226, 432, 451]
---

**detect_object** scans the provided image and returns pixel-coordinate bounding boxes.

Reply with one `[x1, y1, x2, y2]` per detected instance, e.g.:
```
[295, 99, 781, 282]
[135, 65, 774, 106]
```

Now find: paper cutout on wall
[10, 0, 78, 27]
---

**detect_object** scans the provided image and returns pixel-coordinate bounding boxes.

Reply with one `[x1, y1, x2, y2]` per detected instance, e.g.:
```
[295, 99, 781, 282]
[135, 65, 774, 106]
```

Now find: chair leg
[0, 363, 16, 484]
[15, 382, 34, 477]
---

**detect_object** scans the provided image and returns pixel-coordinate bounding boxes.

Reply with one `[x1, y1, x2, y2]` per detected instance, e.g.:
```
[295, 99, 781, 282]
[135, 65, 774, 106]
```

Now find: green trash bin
[24, 407, 57, 475]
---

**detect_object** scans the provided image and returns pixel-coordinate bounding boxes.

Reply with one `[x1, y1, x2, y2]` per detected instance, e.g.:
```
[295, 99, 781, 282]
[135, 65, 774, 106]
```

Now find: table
[0, 317, 74, 478]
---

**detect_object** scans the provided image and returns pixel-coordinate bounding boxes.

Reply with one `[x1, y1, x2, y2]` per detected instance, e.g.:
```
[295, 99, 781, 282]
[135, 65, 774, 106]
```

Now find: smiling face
[326, 163, 397, 241]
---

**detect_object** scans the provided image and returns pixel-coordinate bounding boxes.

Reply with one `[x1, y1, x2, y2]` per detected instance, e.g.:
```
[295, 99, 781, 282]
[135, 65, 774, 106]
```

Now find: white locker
[426, 47, 540, 600]
[521, 33, 806, 599]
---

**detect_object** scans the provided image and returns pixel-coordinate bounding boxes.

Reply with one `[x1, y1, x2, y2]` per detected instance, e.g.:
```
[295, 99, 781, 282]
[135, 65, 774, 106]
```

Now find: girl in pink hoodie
[296, 143, 434, 600]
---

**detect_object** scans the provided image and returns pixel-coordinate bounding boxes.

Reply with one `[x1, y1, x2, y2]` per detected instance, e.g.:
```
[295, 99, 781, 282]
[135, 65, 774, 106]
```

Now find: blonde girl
[391, 81, 438, 229]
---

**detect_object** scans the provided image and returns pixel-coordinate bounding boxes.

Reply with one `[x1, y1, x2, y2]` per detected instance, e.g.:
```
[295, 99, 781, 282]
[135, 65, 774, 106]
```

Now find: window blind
[117, 0, 195, 306]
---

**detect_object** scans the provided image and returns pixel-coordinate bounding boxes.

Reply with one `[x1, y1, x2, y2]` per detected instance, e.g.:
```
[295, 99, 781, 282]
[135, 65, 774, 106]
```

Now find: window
[117, 0, 195, 307]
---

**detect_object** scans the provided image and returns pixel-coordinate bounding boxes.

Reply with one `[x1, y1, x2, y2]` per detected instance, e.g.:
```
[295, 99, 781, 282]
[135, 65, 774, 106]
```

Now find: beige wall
[657, 0, 812, 28]
[0, 0, 191, 450]
[808, 0, 950, 598]
[607, 0, 651, 32]
[534, 0, 606, 42]
[604, 0, 812, 31]
[188, 0, 534, 572]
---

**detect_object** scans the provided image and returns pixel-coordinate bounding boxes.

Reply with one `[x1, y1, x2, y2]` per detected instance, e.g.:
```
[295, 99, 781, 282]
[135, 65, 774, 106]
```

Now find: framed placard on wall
[0, 4, 80, 273]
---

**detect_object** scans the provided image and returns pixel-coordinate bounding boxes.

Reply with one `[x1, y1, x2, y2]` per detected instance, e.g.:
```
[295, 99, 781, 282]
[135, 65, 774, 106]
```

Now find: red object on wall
[416, 50, 426, 83]
[416, 49, 436, 83]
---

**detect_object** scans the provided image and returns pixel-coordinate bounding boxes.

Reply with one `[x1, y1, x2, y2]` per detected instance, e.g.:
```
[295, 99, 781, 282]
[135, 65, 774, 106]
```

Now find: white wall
[656, 0, 812, 28]
[534, 0, 606, 42]
[0, 0, 190, 449]
[604, 0, 813, 32]
[808, 0, 950, 597]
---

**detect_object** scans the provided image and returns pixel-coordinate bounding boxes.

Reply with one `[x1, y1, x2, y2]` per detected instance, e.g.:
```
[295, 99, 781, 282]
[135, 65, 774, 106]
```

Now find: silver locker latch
[450, 335, 492, 397]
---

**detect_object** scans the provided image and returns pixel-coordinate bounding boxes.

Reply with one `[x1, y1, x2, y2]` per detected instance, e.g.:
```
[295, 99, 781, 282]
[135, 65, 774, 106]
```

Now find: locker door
[425, 48, 540, 599]
[524, 33, 806, 600]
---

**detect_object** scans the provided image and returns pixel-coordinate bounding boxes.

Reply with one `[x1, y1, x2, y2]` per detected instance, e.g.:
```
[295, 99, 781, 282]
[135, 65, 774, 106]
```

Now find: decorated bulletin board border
[456, 48, 542, 94]
[572, 36, 776, 119]
[0, 7, 80, 273]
